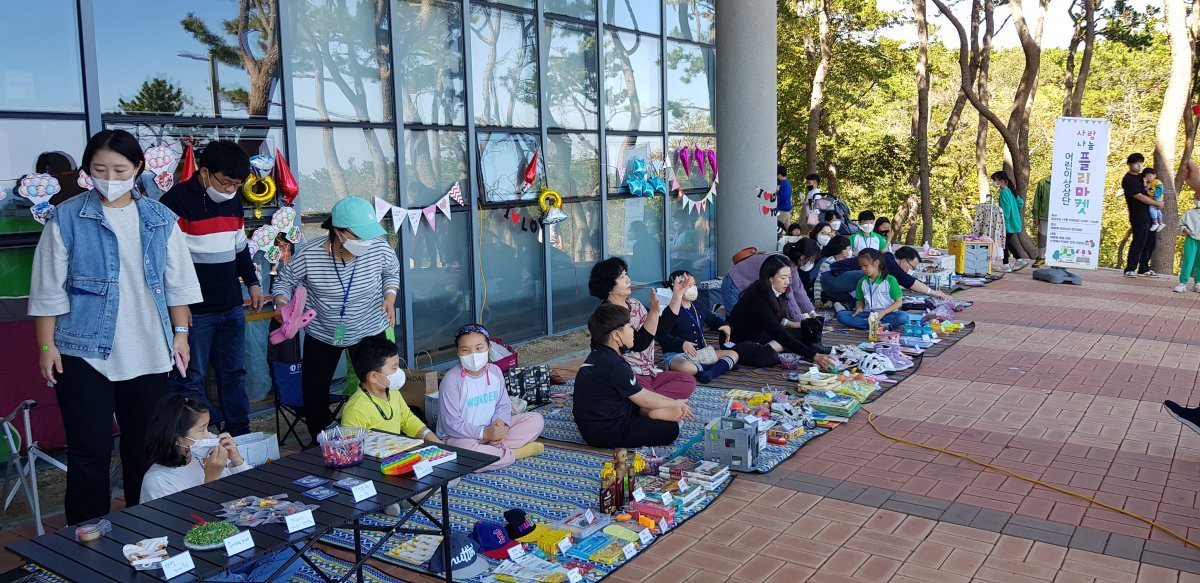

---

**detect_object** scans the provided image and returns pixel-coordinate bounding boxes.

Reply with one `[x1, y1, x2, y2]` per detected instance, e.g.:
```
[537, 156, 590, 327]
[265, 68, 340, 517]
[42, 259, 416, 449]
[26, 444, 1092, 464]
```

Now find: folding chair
[0, 400, 67, 536]
[272, 361, 348, 448]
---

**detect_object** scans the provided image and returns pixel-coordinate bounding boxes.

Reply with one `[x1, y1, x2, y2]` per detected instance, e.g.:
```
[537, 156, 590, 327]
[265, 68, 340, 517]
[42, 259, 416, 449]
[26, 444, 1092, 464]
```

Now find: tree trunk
[1061, 0, 1095, 117]
[1003, 0, 1046, 199]
[806, 0, 832, 176]
[915, 0, 933, 244]
[1152, 0, 1193, 272]
[975, 0, 994, 203]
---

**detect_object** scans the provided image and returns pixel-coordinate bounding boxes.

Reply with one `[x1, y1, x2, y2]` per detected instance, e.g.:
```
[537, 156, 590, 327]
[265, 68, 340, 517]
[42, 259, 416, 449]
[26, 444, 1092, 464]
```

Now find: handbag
[799, 316, 824, 346]
[691, 345, 718, 366]
[503, 365, 550, 405]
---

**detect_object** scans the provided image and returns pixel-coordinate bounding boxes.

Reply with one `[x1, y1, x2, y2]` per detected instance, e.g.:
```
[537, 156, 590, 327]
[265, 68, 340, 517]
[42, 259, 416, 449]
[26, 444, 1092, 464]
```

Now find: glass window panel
[666, 42, 714, 133]
[490, 0, 535, 9]
[0, 0, 83, 112]
[478, 132, 542, 203]
[604, 0, 660, 33]
[605, 196, 664, 287]
[545, 133, 599, 198]
[396, 0, 466, 126]
[407, 214, 473, 363]
[546, 0, 596, 20]
[544, 21, 598, 130]
[470, 7, 539, 128]
[480, 208, 546, 342]
[606, 135, 663, 194]
[603, 31, 662, 132]
[550, 200, 601, 331]
[669, 194, 715, 280]
[295, 126, 396, 215]
[95, 0, 281, 119]
[666, 0, 715, 43]
[404, 129, 467, 208]
[0, 119, 86, 235]
[667, 135, 715, 191]
[288, 0, 393, 123]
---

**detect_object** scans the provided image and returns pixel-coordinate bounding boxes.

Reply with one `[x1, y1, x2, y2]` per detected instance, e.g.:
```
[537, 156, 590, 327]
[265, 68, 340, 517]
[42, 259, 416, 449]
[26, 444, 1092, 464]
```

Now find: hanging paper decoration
[707, 149, 718, 178]
[691, 144, 703, 177]
[435, 195, 452, 219]
[248, 206, 301, 265]
[538, 189, 568, 225]
[678, 180, 717, 216]
[678, 146, 692, 177]
[144, 145, 177, 191]
[406, 209, 422, 235]
[241, 174, 276, 218]
[422, 205, 437, 230]
[371, 182, 460, 236]
[509, 208, 522, 225]
[77, 169, 93, 190]
[17, 173, 59, 225]
[447, 181, 463, 205]
[521, 149, 540, 192]
[180, 143, 196, 182]
[274, 148, 299, 204]
[761, 205, 772, 215]
[374, 197, 393, 225]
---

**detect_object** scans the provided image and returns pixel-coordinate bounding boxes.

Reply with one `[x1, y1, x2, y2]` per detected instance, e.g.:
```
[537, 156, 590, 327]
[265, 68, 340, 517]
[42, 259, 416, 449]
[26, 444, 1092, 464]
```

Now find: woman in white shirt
[141, 393, 250, 503]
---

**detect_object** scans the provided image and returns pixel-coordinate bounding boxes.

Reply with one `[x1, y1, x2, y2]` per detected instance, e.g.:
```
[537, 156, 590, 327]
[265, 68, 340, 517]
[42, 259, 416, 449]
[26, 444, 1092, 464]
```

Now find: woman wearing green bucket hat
[272, 197, 399, 439]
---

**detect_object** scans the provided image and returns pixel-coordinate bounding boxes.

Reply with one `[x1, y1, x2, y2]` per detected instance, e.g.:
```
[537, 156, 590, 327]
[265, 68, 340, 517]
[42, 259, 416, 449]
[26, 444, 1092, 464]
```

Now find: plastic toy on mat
[930, 320, 963, 333]
[903, 313, 933, 338]
[704, 416, 760, 472]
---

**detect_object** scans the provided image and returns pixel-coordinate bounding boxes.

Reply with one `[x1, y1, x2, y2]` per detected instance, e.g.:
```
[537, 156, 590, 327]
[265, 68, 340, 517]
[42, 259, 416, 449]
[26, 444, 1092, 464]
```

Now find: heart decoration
[180, 143, 196, 182]
[761, 205, 772, 215]
[510, 210, 522, 225]
[691, 144, 703, 177]
[274, 148, 299, 205]
[707, 149, 718, 178]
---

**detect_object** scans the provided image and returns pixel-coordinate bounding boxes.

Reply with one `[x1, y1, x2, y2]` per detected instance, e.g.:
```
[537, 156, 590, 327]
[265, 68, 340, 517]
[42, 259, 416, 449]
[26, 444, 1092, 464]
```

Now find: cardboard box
[400, 369, 439, 409]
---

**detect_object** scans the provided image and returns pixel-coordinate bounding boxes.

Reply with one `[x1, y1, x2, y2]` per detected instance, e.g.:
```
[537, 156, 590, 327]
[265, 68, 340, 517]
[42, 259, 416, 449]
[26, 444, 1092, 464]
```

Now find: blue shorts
[663, 352, 690, 370]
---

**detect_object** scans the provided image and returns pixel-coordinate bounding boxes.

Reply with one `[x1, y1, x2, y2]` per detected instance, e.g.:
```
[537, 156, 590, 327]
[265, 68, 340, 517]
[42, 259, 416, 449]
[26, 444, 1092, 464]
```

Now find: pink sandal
[269, 286, 316, 345]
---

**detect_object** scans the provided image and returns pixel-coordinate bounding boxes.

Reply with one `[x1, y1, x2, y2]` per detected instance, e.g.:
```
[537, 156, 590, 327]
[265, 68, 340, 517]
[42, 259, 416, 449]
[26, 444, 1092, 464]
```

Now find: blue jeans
[820, 270, 864, 305]
[720, 275, 741, 314]
[837, 309, 908, 330]
[172, 305, 250, 435]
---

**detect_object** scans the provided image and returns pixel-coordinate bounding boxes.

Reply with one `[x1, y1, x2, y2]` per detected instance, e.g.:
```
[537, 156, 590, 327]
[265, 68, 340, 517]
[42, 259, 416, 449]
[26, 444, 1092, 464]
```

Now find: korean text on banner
[1047, 117, 1110, 269]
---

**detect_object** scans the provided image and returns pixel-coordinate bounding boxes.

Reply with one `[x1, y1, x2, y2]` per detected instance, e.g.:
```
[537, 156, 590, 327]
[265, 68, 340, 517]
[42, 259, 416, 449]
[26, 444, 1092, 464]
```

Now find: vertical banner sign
[1047, 117, 1110, 269]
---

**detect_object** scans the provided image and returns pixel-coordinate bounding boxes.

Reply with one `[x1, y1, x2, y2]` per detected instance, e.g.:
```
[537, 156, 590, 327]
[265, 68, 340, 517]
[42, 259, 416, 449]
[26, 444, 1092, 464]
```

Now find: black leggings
[55, 356, 167, 524]
[301, 332, 386, 440]
[583, 415, 680, 449]
[1003, 233, 1025, 263]
[1126, 223, 1156, 274]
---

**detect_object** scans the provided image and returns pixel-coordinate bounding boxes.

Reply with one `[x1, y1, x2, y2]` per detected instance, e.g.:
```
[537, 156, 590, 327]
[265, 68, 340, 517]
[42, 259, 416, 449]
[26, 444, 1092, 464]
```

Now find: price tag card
[638, 528, 653, 544]
[161, 551, 195, 580]
[632, 488, 645, 503]
[677, 478, 688, 491]
[557, 536, 572, 555]
[351, 480, 377, 502]
[583, 509, 596, 524]
[507, 544, 526, 560]
[286, 509, 316, 533]
[413, 460, 434, 479]
[223, 530, 254, 557]
[660, 491, 674, 506]
[658, 518, 670, 533]
[567, 568, 583, 583]
[622, 542, 637, 560]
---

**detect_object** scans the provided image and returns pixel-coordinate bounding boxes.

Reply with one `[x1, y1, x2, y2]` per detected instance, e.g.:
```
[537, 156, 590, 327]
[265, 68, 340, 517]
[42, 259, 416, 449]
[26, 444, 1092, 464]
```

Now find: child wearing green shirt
[836, 248, 908, 330]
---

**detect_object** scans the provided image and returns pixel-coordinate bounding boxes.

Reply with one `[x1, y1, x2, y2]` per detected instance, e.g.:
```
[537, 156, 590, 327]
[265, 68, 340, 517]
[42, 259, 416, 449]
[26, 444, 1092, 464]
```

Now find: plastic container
[75, 519, 112, 542]
[317, 426, 366, 468]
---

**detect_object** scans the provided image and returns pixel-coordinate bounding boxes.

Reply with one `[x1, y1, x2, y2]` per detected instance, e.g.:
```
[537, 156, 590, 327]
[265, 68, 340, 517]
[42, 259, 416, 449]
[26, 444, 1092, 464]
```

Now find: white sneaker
[833, 302, 847, 313]
[1174, 284, 1189, 293]
[1012, 259, 1029, 272]
[1142, 271, 1161, 278]
[1124, 271, 1139, 278]
[1002, 264, 1014, 273]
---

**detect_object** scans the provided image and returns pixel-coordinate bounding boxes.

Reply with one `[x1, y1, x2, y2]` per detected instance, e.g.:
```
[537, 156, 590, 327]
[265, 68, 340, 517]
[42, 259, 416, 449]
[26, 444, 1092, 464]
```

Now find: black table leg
[441, 484, 452, 583]
[354, 518, 363, 583]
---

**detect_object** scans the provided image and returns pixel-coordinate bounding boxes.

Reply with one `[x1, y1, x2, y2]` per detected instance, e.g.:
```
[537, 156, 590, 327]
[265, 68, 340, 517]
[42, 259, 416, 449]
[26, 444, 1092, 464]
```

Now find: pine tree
[117, 78, 187, 115]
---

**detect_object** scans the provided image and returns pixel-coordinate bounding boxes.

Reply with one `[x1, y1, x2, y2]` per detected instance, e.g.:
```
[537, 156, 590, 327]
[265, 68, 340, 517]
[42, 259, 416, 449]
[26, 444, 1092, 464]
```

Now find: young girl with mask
[436, 324, 544, 470]
[272, 197, 400, 438]
[343, 336, 441, 442]
[141, 394, 249, 503]
[836, 248, 908, 330]
[29, 129, 202, 523]
[657, 271, 739, 384]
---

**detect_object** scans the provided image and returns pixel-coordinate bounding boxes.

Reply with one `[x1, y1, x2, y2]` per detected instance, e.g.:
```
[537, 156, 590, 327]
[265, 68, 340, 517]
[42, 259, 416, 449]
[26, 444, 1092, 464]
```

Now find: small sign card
[567, 568, 583, 583]
[351, 480, 377, 503]
[557, 537, 572, 555]
[223, 530, 254, 557]
[507, 544, 526, 560]
[413, 460, 434, 479]
[660, 491, 673, 506]
[161, 551, 195, 580]
[632, 488, 645, 503]
[658, 518, 670, 533]
[638, 528, 653, 544]
[622, 542, 637, 560]
[285, 509, 316, 533]
[583, 509, 596, 524]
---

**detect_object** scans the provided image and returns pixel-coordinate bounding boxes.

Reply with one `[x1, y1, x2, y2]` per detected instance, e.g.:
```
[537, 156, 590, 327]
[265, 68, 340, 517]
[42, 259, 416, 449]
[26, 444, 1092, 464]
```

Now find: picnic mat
[290, 549, 407, 583]
[538, 384, 829, 473]
[317, 445, 730, 582]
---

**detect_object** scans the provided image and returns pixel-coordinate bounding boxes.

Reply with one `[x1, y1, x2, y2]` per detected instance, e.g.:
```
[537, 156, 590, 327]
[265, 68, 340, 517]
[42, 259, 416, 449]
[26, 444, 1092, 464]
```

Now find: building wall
[0, 0, 717, 363]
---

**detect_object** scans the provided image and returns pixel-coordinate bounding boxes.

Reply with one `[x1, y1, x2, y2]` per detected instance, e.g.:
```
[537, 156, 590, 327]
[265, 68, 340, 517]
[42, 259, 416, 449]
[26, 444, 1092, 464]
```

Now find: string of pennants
[373, 182, 464, 235]
[676, 174, 718, 215]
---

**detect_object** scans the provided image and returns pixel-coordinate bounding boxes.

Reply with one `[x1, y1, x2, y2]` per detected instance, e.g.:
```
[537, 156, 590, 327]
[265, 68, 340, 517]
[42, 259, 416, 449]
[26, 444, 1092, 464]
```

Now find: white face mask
[817, 234, 831, 246]
[183, 432, 220, 461]
[683, 286, 699, 301]
[1194, 200, 1200, 209]
[93, 177, 136, 201]
[829, 221, 842, 231]
[860, 223, 875, 234]
[460, 351, 489, 372]
[340, 234, 373, 256]
[386, 368, 407, 390]
[799, 262, 815, 272]
[204, 173, 238, 202]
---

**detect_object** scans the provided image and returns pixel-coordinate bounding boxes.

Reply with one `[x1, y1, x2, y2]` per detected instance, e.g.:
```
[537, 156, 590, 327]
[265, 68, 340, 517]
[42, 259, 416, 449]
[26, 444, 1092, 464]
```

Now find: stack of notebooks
[803, 392, 861, 417]
[657, 458, 731, 491]
[639, 476, 707, 512]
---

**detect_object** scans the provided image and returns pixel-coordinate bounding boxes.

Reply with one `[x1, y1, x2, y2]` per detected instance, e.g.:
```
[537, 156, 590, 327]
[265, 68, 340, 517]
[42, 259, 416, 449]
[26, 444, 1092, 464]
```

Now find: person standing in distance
[1122, 153, 1164, 277]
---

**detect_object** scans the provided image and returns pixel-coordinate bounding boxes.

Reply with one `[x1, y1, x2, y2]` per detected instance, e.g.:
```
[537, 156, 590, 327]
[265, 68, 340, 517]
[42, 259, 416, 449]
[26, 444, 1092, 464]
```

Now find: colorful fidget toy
[381, 451, 422, 475]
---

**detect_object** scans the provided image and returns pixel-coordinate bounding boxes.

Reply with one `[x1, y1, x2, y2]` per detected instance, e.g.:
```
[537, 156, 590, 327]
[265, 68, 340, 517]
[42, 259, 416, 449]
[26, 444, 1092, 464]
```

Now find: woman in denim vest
[28, 130, 202, 524]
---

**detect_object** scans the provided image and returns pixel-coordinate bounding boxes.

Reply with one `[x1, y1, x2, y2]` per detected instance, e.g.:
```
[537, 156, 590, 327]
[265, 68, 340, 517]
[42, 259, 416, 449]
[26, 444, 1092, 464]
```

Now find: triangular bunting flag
[447, 181, 464, 205]
[671, 178, 681, 192]
[422, 205, 437, 230]
[374, 197, 392, 223]
[391, 207, 407, 233]
[407, 209, 422, 235]
[617, 167, 626, 183]
[436, 194, 452, 219]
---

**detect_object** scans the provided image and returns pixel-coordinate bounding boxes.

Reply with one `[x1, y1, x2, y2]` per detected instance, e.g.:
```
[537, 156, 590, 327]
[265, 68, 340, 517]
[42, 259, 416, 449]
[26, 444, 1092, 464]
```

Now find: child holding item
[850, 210, 888, 253]
[1175, 191, 1200, 292]
[436, 324, 545, 470]
[836, 248, 908, 330]
[343, 336, 441, 443]
[656, 271, 739, 384]
[141, 394, 250, 503]
[1144, 167, 1166, 231]
[574, 304, 693, 448]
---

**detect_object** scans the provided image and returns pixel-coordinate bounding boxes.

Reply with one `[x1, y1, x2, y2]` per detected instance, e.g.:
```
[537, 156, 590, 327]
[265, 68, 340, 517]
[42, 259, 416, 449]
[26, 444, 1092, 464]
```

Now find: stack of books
[658, 458, 731, 491]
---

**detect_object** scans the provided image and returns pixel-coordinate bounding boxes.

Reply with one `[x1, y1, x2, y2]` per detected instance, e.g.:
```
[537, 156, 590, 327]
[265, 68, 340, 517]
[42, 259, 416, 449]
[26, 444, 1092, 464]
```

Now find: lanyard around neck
[364, 388, 393, 420]
[331, 250, 358, 318]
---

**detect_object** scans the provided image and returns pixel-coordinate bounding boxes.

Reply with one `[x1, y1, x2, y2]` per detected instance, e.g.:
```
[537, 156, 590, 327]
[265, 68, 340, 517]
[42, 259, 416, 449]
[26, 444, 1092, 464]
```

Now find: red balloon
[180, 143, 196, 182]
[523, 149, 539, 190]
[275, 148, 299, 204]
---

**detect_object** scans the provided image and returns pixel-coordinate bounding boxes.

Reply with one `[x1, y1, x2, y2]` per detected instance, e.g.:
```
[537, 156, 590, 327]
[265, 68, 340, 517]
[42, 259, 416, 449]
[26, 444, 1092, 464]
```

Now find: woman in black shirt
[727, 255, 836, 370]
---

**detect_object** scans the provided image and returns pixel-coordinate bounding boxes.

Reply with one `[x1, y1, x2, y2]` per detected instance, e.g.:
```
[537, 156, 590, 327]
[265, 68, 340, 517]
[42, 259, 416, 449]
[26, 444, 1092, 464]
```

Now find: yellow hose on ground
[862, 407, 1200, 549]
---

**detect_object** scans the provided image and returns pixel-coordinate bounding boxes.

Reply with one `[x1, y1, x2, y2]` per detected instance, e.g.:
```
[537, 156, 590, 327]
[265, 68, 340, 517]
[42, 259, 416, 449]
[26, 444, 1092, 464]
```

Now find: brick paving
[6, 268, 1200, 582]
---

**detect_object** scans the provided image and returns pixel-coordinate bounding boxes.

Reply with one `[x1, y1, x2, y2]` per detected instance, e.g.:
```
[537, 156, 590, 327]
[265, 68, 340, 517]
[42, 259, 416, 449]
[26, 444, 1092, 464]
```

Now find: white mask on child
[460, 351, 489, 372]
[683, 286, 699, 301]
[386, 368, 407, 389]
[860, 223, 875, 234]
[817, 234, 831, 246]
[829, 220, 842, 231]
[1194, 200, 1200, 209]
[183, 433, 220, 461]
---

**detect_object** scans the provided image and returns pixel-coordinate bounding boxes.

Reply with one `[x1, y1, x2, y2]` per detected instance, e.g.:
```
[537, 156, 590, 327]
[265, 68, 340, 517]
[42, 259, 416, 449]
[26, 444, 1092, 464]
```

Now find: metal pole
[209, 53, 222, 118]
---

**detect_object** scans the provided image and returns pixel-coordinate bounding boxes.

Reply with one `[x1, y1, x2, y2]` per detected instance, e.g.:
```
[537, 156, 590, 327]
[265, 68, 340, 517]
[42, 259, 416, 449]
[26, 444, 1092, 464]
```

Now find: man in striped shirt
[160, 140, 262, 436]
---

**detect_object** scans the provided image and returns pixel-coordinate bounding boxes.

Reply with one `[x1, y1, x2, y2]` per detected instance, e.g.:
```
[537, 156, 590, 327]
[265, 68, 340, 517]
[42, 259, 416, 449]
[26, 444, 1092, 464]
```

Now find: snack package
[123, 537, 169, 570]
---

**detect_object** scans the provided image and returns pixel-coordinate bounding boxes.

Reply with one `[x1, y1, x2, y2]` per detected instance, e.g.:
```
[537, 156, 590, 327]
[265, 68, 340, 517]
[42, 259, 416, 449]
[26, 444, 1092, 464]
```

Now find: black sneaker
[1164, 400, 1200, 435]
